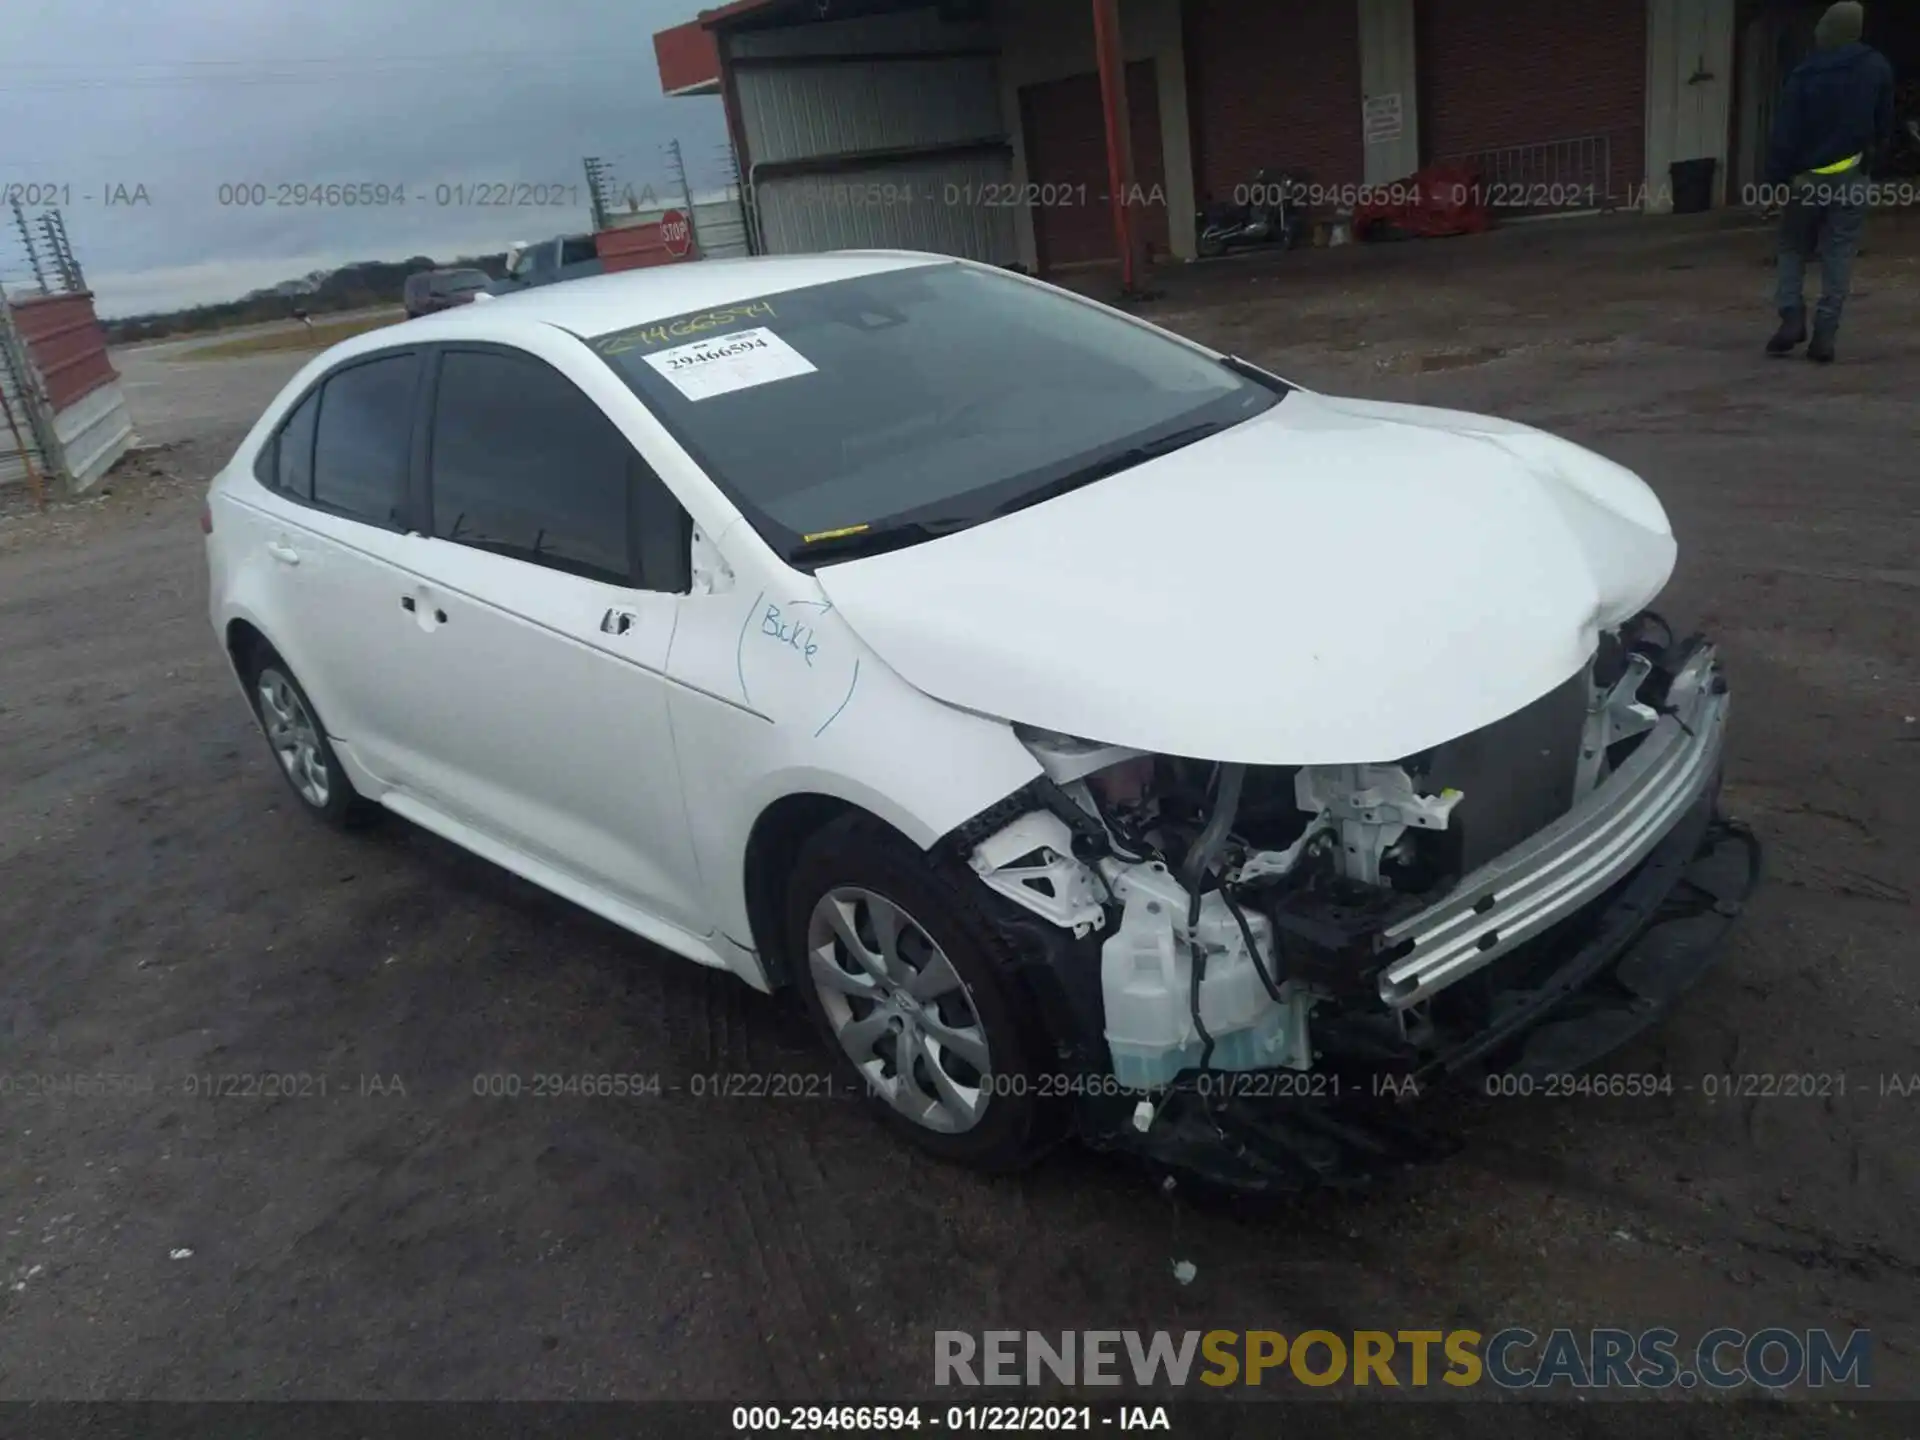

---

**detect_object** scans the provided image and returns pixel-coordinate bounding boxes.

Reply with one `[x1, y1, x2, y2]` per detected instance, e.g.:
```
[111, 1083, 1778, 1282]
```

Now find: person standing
[1764, 1, 1895, 363]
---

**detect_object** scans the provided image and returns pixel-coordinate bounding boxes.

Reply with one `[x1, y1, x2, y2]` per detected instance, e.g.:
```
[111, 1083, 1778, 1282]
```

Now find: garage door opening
[1019, 59, 1169, 275]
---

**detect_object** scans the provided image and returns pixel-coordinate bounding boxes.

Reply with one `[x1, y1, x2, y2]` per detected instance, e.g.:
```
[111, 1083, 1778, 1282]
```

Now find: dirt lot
[1, 212, 1915, 1428]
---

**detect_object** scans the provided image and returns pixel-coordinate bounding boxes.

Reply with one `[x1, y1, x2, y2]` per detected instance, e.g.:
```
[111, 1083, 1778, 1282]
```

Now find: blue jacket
[1766, 42, 1896, 183]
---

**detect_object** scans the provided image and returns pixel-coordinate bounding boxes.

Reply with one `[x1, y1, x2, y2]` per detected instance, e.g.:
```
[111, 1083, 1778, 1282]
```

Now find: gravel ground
[0, 212, 1914, 1429]
[112, 338, 322, 447]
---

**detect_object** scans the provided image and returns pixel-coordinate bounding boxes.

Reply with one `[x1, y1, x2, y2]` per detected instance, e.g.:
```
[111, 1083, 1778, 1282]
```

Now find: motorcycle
[1196, 169, 1311, 258]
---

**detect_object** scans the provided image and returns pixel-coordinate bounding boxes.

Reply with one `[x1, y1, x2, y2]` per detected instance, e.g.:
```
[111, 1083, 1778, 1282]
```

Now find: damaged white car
[206, 252, 1759, 1187]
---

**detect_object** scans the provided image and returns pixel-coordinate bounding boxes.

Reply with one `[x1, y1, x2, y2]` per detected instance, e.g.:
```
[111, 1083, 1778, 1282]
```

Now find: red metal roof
[653, 0, 794, 95]
[654, 19, 721, 95]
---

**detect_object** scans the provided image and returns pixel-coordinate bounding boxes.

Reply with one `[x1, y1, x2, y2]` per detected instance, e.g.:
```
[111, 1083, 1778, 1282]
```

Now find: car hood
[812, 390, 1677, 765]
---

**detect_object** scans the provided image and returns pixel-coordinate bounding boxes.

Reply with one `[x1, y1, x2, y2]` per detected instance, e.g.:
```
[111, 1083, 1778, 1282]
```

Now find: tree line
[103, 252, 508, 342]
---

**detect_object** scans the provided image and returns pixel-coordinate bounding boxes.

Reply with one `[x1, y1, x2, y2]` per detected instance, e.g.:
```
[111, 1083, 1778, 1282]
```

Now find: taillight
[199, 501, 213, 535]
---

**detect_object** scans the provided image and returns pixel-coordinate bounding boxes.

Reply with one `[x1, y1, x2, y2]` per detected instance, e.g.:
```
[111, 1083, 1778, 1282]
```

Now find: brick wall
[1020, 59, 1171, 268]
[1185, 0, 1365, 203]
[1417, 0, 1647, 202]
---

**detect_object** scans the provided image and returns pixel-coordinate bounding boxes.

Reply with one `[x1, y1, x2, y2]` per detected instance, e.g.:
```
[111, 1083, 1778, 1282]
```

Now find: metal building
[653, 0, 1920, 280]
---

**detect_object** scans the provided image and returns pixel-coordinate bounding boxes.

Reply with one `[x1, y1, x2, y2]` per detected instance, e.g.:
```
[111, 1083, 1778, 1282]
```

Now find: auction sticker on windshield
[640, 326, 816, 402]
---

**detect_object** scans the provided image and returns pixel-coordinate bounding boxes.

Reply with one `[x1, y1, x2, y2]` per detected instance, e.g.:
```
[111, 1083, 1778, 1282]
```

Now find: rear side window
[274, 392, 318, 498]
[561, 237, 598, 266]
[427, 350, 636, 584]
[312, 354, 417, 527]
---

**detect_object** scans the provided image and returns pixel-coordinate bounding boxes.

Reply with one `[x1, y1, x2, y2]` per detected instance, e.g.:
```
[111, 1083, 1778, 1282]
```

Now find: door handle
[266, 541, 301, 566]
[400, 595, 449, 624]
[600, 608, 636, 636]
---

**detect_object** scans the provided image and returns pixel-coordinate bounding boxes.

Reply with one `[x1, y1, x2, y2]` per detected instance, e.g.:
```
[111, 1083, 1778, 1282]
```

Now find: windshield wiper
[993, 421, 1228, 519]
[790, 515, 977, 567]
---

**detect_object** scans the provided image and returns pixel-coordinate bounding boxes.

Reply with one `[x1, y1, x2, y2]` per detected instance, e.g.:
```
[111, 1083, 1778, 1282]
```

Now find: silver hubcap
[807, 887, 991, 1135]
[257, 668, 330, 808]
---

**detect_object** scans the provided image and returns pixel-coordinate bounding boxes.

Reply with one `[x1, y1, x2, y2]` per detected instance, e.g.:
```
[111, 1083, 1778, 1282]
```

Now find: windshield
[587, 262, 1283, 564]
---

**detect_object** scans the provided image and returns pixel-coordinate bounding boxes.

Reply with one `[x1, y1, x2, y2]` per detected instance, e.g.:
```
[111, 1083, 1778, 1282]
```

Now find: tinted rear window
[312, 354, 417, 526]
[275, 391, 318, 498]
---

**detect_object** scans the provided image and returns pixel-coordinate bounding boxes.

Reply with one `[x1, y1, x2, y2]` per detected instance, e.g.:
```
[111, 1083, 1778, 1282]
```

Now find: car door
[234, 349, 428, 787]
[379, 343, 709, 935]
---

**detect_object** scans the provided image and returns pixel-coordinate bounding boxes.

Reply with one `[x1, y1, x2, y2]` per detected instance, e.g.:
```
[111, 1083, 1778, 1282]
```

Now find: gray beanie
[1816, 1, 1864, 49]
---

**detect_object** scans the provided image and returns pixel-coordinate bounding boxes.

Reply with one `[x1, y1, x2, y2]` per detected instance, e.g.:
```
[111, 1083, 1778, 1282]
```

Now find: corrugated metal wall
[736, 58, 1005, 165]
[55, 377, 136, 491]
[0, 292, 135, 494]
[755, 150, 1017, 258]
[9, 292, 117, 411]
[603, 187, 752, 260]
[689, 195, 751, 259]
[726, 7, 1016, 262]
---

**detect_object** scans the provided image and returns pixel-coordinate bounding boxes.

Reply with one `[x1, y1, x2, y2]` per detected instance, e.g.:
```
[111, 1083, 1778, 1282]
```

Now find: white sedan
[205, 252, 1755, 1186]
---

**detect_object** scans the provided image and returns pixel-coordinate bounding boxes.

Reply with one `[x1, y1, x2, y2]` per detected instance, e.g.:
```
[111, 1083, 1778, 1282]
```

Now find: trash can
[1669, 157, 1718, 214]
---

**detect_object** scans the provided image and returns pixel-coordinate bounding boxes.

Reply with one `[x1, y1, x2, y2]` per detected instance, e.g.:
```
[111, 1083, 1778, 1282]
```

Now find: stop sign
[660, 209, 693, 258]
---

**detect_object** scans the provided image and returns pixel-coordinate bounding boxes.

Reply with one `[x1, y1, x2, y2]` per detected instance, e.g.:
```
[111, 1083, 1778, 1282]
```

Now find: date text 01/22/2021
[1480, 1072, 1853, 1099]
[730, 1405, 1172, 1432]
[212, 181, 586, 209]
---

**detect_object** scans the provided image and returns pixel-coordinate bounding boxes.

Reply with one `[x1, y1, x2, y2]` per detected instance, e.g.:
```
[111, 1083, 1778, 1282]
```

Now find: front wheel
[785, 817, 1056, 1171]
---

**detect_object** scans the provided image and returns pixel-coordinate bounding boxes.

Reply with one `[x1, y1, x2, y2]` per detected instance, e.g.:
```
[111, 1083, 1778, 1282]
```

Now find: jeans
[1774, 173, 1870, 329]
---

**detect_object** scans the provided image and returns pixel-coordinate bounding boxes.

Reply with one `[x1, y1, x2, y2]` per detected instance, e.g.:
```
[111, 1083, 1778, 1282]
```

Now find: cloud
[2, 0, 729, 312]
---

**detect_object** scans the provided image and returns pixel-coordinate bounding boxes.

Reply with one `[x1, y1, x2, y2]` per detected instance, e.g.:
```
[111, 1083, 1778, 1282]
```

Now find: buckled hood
[813, 390, 1677, 766]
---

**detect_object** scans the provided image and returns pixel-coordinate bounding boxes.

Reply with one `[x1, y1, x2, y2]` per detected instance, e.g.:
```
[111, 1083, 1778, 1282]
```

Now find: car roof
[371, 250, 952, 349]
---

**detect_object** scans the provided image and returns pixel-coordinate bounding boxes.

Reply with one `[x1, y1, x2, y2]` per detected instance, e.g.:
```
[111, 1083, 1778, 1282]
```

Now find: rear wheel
[785, 817, 1054, 1171]
[249, 658, 373, 829]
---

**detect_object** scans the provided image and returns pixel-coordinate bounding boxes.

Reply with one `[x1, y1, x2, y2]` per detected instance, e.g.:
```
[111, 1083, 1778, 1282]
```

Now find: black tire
[784, 815, 1058, 1173]
[245, 652, 376, 830]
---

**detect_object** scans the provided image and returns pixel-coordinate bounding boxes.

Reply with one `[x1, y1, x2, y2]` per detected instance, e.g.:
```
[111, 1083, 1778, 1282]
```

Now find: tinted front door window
[428, 350, 633, 583]
[312, 355, 416, 526]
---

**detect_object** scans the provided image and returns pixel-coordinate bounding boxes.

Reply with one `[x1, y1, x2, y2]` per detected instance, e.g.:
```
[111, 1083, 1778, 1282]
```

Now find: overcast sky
[1, 0, 729, 316]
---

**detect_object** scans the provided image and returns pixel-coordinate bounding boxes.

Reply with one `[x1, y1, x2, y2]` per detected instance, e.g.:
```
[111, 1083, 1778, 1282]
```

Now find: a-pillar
[1091, 0, 1148, 295]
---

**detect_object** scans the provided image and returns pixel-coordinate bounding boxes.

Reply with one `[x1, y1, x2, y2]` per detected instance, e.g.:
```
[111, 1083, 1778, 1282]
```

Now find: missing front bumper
[1376, 639, 1731, 1009]
[1077, 801, 1761, 1194]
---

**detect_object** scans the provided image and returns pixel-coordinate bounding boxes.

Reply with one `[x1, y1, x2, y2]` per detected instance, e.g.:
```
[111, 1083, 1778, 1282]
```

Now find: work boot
[1807, 318, 1838, 363]
[1766, 307, 1807, 356]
